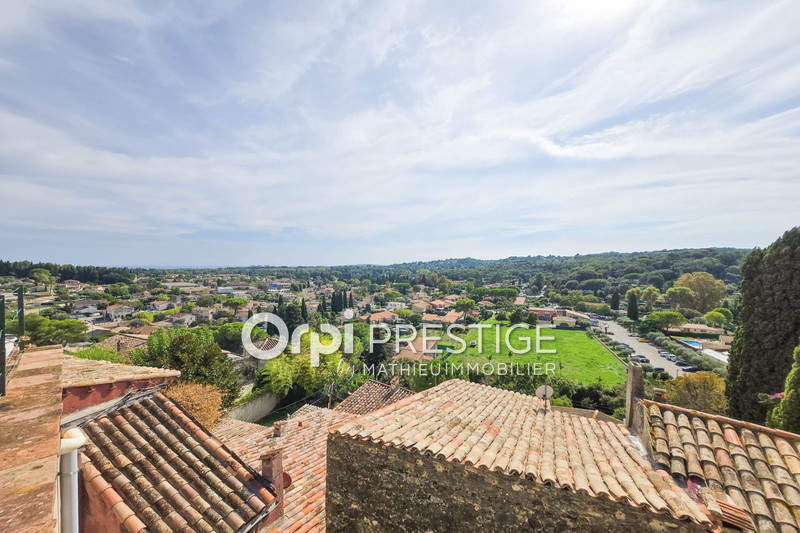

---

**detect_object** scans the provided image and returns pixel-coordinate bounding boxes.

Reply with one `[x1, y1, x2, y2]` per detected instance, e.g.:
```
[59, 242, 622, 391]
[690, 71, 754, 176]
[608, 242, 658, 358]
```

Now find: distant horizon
[0, 242, 760, 271]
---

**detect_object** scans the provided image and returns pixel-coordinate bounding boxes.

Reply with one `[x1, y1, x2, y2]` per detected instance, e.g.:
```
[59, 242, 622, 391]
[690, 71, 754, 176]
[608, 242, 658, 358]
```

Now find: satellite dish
[535, 385, 554, 400]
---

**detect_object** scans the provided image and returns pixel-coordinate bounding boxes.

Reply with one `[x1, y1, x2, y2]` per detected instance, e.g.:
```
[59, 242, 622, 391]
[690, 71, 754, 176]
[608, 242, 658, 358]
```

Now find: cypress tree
[727, 228, 800, 422]
[321, 295, 327, 313]
[301, 298, 308, 321]
[627, 293, 639, 321]
[611, 291, 620, 311]
[348, 292, 354, 308]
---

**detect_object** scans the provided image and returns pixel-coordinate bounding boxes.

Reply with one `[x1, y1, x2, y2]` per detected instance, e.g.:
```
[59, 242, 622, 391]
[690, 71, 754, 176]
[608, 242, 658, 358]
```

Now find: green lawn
[444, 323, 627, 385]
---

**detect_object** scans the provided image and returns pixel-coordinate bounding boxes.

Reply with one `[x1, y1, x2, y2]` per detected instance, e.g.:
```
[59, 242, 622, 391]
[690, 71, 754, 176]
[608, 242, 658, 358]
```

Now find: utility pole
[16, 287, 24, 351]
[1, 295, 6, 397]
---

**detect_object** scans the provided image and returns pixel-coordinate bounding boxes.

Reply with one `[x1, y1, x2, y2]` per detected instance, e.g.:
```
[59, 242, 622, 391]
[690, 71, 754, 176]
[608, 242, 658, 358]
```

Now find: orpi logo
[242, 312, 354, 367]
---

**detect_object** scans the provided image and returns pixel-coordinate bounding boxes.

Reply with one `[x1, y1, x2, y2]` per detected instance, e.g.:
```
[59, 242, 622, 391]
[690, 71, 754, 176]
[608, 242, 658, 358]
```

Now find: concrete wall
[225, 392, 280, 423]
[326, 436, 706, 533]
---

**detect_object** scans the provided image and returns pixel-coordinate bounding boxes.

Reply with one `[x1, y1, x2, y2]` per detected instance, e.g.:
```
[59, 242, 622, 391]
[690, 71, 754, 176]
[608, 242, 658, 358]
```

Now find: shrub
[681, 308, 703, 319]
[550, 395, 573, 407]
[71, 346, 128, 364]
[666, 372, 727, 414]
[164, 383, 223, 428]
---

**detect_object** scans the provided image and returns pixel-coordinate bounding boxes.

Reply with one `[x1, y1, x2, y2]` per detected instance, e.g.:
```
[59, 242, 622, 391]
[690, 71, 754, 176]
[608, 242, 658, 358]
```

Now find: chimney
[624, 363, 645, 429]
[390, 376, 400, 390]
[260, 451, 292, 524]
[653, 388, 667, 403]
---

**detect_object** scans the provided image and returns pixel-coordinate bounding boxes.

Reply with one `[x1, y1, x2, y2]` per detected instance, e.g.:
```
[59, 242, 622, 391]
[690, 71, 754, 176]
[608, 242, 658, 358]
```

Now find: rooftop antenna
[535, 384, 554, 409]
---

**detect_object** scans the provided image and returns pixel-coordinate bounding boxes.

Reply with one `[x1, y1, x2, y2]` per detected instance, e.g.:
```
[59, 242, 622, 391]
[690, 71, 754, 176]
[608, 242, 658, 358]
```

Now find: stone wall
[326, 435, 707, 533]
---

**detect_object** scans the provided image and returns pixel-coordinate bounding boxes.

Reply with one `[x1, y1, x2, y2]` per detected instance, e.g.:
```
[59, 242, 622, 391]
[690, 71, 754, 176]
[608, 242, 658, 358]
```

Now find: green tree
[131, 328, 241, 407]
[30, 268, 56, 294]
[711, 307, 733, 323]
[640, 286, 660, 312]
[626, 293, 639, 321]
[667, 372, 727, 415]
[704, 311, 726, 328]
[642, 311, 687, 331]
[727, 228, 800, 423]
[665, 286, 696, 309]
[224, 297, 248, 313]
[610, 292, 620, 311]
[277, 303, 303, 332]
[767, 345, 800, 432]
[196, 295, 216, 307]
[454, 298, 476, 323]
[23, 314, 87, 345]
[214, 321, 266, 353]
[673, 272, 727, 312]
[384, 290, 402, 301]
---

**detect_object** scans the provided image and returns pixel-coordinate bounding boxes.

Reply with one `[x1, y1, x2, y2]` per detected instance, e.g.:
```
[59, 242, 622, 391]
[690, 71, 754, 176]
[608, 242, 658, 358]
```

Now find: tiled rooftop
[79, 393, 276, 533]
[218, 405, 355, 533]
[330, 379, 713, 529]
[0, 346, 64, 533]
[644, 400, 800, 533]
[333, 380, 416, 416]
[62, 355, 181, 388]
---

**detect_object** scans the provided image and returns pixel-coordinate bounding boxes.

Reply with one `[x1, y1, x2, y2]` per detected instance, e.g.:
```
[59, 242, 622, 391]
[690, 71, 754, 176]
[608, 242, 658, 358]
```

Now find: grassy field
[444, 323, 627, 385]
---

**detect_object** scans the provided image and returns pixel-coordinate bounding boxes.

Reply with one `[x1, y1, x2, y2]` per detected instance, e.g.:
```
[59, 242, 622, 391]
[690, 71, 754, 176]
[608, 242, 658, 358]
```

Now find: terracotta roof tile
[330, 379, 713, 529]
[62, 355, 181, 388]
[333, 380, 416, 416]
[217, 406, 355, 533]
[79, 393, 276, 532]
[644, 399, 800, 533]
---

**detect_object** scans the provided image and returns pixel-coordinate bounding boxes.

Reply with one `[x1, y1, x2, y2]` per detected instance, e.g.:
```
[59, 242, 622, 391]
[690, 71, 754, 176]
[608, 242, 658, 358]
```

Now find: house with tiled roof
[421, 312, 442, 323]
[216, 405, 356, 533]
[358, 310, 398, 324]
[428, 299, 448, 311]
[393, 334, 438, 362]
[634, 398, 800, 532]
[0, 346, 286, 533]
[105, 303, 135, 321]
[440, 309, 461, 324]
[410, 300, 428, 314]
[93, 332, 149, 355]
[61, 354, 180, 414]
[333, 379, 416, 416]
[326, 379, 716, 532]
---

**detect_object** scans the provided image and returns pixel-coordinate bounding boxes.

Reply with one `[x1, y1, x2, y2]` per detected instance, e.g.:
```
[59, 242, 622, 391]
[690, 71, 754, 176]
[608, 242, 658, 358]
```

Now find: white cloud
[0, 0, 798, 265]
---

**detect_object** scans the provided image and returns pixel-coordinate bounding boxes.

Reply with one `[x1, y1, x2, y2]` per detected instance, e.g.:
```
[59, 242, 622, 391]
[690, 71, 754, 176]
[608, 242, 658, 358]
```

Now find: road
[602, 320, 685, 378]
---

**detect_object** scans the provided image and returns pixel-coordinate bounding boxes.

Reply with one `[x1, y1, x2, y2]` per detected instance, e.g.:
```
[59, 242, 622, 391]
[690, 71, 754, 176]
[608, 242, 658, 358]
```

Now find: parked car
[682, 366, 697, 373]
[653, 367, 665, 373]
[628, 333, 638, 337]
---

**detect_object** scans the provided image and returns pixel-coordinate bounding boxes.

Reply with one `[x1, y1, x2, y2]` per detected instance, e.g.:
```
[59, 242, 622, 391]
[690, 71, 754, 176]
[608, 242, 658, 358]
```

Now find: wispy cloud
[0, 0, 798, 266]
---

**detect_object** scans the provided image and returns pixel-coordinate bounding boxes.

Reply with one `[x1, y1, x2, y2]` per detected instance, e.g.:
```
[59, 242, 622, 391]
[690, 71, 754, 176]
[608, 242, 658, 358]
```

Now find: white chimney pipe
[59, 428, 86, 533]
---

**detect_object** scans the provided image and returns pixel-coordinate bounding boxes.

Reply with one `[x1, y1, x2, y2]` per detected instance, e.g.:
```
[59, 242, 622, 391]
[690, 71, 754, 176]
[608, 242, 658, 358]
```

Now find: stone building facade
[326, 436, 708, 533]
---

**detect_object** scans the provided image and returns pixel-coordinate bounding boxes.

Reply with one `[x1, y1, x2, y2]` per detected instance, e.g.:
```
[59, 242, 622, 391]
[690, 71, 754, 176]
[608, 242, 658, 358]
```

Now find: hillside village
[2, 231, 800, 532]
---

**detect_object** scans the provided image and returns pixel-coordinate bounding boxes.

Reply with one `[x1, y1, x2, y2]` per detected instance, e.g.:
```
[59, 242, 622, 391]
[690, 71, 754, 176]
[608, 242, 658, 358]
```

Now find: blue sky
[1, 0, 799, 267]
